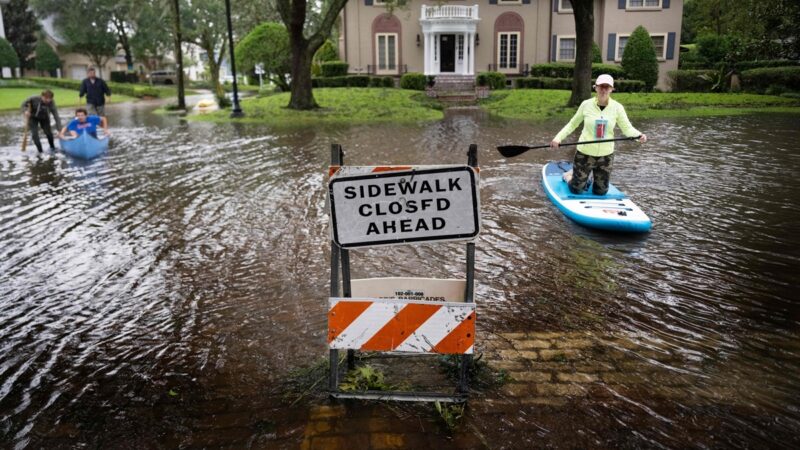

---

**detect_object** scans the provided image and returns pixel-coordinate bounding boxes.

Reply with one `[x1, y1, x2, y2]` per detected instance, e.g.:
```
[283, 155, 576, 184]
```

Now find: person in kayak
[21, 90, 62, 152]
[550, 74, 647, 195]
[58, 108, 111, 139]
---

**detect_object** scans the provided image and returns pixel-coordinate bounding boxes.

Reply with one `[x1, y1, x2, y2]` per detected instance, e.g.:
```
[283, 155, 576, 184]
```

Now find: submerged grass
[192, 88, 444, 126]
[480, 89, 800, 120]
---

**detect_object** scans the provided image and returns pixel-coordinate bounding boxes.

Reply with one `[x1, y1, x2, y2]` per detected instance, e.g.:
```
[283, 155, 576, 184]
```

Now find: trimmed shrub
[312, 75, 386, 88]
[621, 26, 659, 90]
[592, 42, 602, 64]
[667, 70, 718, 92]
[514, 77, 572, 90]
[27, 76, 160, 98]
[695, 34, 731, 67]
[314, 40, 339, 63]
[477, 71, 506, 90]
[529, 63, 626, 79]
[347, 75, 370, 87]
[110, 71, 139, 83]
[614, 80, 646, 92]
[34, 41, 61, 75]
[369, 76, 394, 87]
[740, 66, 800, 94]
[400, 72, 426, 90]
[735, 60, 800, 71]
[0, 37, 19, 72]
[320, 61, 349, 77]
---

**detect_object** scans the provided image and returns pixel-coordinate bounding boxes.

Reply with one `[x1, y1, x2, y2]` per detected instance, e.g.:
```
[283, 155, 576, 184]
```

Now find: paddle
[21, 104, 31, 152]
[497, 136, 641, 158]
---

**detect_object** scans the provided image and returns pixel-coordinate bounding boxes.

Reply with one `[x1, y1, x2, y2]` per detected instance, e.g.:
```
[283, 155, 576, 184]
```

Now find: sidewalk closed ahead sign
[329, 166, 480, 248]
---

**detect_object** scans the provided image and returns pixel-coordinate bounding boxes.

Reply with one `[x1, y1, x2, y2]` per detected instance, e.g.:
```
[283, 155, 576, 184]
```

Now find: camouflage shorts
[568, 151, 614, 195]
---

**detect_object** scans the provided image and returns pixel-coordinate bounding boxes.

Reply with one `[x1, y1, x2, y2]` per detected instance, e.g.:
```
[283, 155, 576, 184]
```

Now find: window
[616, 35, 629, 61]
[497, 32, 520, 72]
[375, 33, 398, 74]
[458, 35, 464, 61]
[498, 0, 523, 4]
[558, 0, 573, 12]
[651, 34, 666, 59]
[557, 36, 576, 61]
[627, 0, 661, 8]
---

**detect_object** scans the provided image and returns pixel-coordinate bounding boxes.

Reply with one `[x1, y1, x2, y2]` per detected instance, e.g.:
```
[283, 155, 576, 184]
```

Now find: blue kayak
[59, 133, 109, 159]
[541, 161, 652, 233]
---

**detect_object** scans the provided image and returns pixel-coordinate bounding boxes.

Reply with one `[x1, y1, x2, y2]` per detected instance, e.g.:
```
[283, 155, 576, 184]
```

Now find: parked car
[148, 70, 177, 85]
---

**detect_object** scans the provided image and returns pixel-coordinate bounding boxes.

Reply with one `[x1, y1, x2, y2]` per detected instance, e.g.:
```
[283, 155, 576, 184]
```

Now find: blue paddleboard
[541, 161, 651, 233]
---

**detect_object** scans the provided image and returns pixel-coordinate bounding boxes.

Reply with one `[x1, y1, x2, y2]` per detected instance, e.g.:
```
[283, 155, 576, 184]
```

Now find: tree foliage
[1, 0, 39, 71]
[235, 22, 291, 91]
[0, 38, 20, 74]
[181, 0, 228, 105]
[34, 40, 60, 74]
[682, 0, 800, 60]
[591, 41, 602, 64]
[621, 26, 659, 90]
[129, 2, 172, 71]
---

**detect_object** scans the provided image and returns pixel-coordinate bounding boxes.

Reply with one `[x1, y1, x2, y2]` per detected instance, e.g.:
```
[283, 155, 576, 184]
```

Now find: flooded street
[1, 100, 799, 448]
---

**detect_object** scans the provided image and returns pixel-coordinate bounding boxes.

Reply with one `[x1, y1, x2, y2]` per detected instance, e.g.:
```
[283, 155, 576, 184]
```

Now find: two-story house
[339, 0, 682, 90]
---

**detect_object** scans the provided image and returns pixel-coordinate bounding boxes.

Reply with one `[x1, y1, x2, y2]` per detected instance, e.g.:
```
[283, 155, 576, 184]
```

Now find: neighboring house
[1, 0, 14, 78]
[339, 0, 682, 90]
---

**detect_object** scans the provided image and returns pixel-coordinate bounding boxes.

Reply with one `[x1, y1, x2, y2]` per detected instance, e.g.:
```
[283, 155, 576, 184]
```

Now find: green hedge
[528, 63, 627, 79]
[477, 72, 506, 90]
[740, 66, 800, 94]
[400, 72, 426, 90]
[312, 75, 390, 88]
[369, 76, 394, 88]
[514, 76, 645, 92]
[667, 70, 718, 92]
[320, 61, 349, 77]
[735, 60, 800, 71]
[27, 77, 160, 98]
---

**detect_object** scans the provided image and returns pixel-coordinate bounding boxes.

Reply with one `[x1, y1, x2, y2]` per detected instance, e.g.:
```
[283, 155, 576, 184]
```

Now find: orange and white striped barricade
[327, 143, 479, 403]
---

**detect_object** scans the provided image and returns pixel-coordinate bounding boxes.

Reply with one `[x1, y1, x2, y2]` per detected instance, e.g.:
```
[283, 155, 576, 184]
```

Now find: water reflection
[0, 102, 799, 448]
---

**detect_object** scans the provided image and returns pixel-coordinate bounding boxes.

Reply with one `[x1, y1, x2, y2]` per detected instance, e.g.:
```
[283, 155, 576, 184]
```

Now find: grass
[480, 89, 800, 120]
[0, 87, 135, 111]
[193, 87, 444, 126]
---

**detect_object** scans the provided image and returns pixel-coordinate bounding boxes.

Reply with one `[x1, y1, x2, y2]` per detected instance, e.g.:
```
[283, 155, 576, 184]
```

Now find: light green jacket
[554, 97, 640, 157]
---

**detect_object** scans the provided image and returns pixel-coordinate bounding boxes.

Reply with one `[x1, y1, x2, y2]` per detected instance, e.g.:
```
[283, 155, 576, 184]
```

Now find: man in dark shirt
[79, 67, 111, 116]
[21, 90, 62, 153]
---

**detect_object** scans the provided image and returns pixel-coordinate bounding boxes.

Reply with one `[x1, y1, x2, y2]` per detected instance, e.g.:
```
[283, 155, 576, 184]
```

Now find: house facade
[339, 0, 683, 89]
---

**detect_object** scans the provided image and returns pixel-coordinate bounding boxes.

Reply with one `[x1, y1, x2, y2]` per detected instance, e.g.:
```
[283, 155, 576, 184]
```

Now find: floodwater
[0, 99, 799, 448]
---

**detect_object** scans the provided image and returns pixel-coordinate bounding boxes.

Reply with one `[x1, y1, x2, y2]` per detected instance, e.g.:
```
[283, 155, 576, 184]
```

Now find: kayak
[541, 160, 651, 233]
[59, 133, 109, 159]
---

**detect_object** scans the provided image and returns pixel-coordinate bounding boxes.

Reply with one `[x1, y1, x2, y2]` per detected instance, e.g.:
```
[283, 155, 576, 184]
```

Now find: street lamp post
[224, 0, 244, 118]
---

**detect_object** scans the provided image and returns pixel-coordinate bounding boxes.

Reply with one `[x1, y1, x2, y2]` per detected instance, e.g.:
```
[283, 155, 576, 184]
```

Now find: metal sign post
[327, 144, 479, 403]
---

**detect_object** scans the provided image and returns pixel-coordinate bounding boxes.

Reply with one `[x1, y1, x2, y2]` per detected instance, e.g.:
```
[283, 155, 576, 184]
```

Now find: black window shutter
[365, 0, 373, 5]
[663, 0, 670, 8]
[553, 0, 558, 12]
[551, 35, 557, 61]
[618, 0, 626, 9]
[666, 32, 676, 60]
[489, 0, 498, 4]
[607, 33, 616, 61]
[523, 0, 531, 4]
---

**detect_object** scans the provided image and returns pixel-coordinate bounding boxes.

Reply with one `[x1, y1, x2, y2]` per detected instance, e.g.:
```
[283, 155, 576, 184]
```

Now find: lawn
[194, 88, 444, 126]
[0, 87, 135, 111]
[480, 89, 800, 120]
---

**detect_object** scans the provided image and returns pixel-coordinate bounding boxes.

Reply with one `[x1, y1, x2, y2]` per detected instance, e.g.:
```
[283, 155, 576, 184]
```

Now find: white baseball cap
[595, 74, 614, 87]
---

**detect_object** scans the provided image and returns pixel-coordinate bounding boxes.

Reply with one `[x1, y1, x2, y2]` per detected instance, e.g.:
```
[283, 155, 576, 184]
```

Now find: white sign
[254, 63, 265, 75]
[352, 277, 466, 302]
[329, 166, 480, 248]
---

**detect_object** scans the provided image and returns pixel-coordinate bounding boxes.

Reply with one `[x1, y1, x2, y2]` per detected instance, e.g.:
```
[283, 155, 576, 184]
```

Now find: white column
[423, 33, 429, 75]
[468, 32, 475, 76]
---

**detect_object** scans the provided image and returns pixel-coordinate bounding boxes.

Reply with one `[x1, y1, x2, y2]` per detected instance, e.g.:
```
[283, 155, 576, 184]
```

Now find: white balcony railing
[421, 4, 479, 20]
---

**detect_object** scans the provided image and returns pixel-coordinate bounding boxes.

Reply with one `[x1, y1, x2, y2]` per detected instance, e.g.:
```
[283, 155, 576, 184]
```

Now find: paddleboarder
[550, 74, 647, 196]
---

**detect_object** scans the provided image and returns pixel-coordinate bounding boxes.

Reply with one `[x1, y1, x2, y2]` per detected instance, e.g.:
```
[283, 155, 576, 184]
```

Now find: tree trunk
[170, 0, 186, 109]
[288, 40, 316, 110]
[568, 0, 594, 107]
[204, 37, 226, 103]
[112, 16, 134, 71]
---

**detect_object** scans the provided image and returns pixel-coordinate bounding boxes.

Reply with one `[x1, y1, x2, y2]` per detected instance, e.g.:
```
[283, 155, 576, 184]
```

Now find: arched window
[494, 12, 524, 74]
[372, 14, 402, 75]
